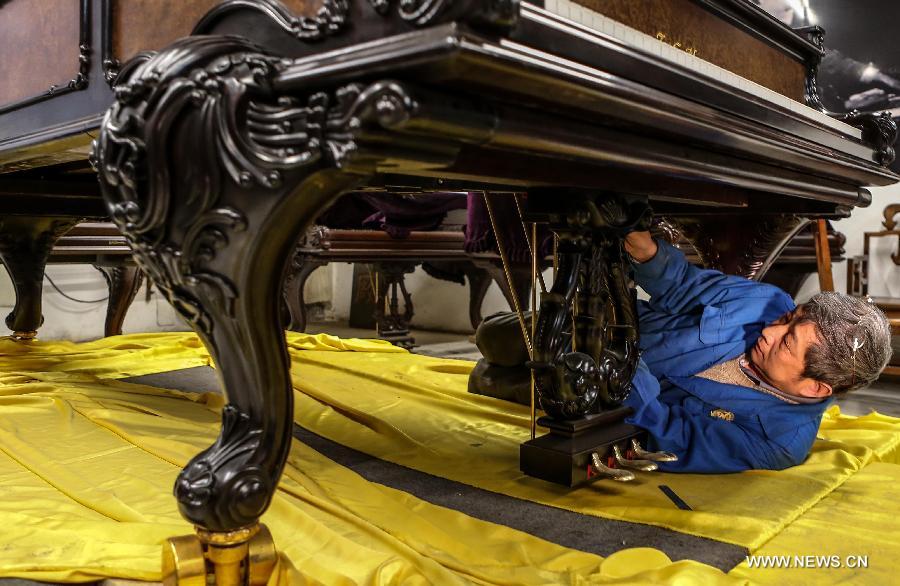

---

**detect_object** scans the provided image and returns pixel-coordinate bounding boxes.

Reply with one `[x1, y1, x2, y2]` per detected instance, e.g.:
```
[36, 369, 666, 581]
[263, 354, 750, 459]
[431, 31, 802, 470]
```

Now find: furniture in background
[2, 222, 143, 339]
[848, 204, 900, 375]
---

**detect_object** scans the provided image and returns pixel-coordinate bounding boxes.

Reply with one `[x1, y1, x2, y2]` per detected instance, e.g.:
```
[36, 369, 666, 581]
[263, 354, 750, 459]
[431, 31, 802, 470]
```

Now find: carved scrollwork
[193, 0, 350, 41]
[176, 405, 270, 528]
[530, 195, 642, 420]
[799, 26, 898, 166]
[93, 36, 416, 339]
[93, 34, 428, 531]
[670, 214, 806, 279]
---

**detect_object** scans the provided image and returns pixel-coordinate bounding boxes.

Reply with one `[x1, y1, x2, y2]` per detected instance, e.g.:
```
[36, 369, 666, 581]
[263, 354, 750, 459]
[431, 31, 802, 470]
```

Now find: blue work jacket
[623, 240, 833, 473]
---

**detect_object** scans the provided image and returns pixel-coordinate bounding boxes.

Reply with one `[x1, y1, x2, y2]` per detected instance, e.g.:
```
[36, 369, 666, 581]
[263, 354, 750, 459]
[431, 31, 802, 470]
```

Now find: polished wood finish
[575, 0, 807, 100]
[814, 218, 834, 292]
[0, 0, 81, 107]
[112, 0, 324, 65]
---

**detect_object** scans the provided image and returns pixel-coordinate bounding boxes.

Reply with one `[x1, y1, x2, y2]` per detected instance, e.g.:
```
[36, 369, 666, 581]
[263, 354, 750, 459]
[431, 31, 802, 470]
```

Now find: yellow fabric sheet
[3, 332, 900, 585]
[0, 341, 735, 585]
[0, 333, 211, 379]
[728, 462, 900, 585]
[285, 349, 899, 550]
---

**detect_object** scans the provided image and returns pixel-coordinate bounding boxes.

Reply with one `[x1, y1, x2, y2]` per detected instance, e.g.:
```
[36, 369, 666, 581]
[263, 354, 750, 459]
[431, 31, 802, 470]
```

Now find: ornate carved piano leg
[0, 216, 79, 339]
[373, 261, 416, 348]
[95, 263, 144, 337]
[92, 37, 376, 583]
[282, 257, 326, 332]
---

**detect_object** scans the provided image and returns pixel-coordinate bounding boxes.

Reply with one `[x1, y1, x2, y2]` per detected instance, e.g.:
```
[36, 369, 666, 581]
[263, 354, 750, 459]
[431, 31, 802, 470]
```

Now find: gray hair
[801, 292, 892, 393]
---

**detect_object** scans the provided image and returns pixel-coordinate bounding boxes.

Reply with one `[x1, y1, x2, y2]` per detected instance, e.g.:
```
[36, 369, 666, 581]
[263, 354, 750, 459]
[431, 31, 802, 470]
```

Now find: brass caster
[630, 438, 678, 462]
[162, 524, 277, 586]
[612, 444, 658, 472]
[12, 330, 37, 341]
[590, 452, 635, 482]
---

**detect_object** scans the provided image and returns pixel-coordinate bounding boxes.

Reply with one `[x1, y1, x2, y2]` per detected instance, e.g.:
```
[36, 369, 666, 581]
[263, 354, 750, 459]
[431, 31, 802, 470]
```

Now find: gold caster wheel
[162, 524, 277, 586]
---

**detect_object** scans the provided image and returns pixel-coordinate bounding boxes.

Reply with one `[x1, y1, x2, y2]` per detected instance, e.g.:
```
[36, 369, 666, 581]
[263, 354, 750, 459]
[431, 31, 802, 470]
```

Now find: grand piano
[1, 0, 897, 582]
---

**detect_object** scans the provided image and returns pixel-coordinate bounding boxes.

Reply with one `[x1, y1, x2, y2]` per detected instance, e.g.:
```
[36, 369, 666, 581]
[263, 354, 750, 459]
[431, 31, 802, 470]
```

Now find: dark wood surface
[575, 0, 806, 100]
[0, 0, 81, 107]
[112, 0, 324, 65]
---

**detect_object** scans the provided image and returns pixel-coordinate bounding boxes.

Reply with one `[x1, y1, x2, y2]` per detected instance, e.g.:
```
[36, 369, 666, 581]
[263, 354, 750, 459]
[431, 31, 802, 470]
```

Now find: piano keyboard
[531, 0, 863, 140]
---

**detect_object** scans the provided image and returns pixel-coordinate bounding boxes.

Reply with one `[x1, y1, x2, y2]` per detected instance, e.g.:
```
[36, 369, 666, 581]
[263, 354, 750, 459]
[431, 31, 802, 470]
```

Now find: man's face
[748, 308, 832, 398]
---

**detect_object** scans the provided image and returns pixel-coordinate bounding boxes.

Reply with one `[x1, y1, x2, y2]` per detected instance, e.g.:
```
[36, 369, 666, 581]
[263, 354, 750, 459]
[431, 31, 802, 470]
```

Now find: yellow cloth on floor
[0, 368, 736, 584]
[0, 333, 211, 379]
[5, 332, 900, 585]
[817, 405, 900, 465]
[285, 348, 900, 550]
[728, 462, 900, 585]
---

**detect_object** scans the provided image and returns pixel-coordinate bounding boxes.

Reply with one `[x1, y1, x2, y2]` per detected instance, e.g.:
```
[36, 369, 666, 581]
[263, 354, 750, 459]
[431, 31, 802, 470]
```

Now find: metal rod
[483, 192, 533, 358]
[553, 233, 559, 280]
[530, 223, 539, 439]
[514, 194, 547, 295]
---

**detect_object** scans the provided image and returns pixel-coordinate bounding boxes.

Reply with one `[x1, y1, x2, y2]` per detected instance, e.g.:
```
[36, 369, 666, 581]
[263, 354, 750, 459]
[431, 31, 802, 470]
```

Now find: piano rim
[1, 10, 896, 196]
[270, 24, 896, 186]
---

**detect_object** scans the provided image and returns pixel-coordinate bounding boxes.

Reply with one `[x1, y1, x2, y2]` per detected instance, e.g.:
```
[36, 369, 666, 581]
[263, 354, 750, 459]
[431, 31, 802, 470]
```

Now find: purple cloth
[318, 192, 467, 238]
[465, 193, 552, 263]
[318, 192, 551, 263]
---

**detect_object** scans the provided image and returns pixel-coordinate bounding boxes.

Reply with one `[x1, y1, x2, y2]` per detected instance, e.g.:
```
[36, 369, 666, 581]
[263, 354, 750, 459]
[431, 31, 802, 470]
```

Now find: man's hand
[625, 231, 658, 263]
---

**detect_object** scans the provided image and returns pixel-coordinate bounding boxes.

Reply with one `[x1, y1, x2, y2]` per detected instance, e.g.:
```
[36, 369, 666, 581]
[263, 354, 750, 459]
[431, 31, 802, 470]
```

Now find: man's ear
[800, 378, 832, 398]
[798, 379, 832, 398]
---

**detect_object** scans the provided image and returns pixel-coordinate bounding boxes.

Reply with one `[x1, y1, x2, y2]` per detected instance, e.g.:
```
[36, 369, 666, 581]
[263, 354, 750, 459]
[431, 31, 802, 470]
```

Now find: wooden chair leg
[95, 263, 144, 337]
[814, 219, 835, 292]
[463, 263, 493, 330]
[283, 258, 326, 332]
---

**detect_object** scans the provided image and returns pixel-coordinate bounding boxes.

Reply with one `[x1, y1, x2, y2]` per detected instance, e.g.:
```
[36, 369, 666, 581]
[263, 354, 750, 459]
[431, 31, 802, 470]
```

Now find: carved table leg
[92, 37, 383, 583]
[283, 256, 327, 332]
[373, 261, 417, 348]
[474, 259, 534, 314]
[95, 263, 144, 337]
[0, 216, 79, 339]
[463, 263, 493, 330]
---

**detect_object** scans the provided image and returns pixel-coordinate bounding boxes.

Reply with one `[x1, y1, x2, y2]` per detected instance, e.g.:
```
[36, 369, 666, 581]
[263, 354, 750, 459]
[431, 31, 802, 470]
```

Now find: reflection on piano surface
[1, 0, 898, 581]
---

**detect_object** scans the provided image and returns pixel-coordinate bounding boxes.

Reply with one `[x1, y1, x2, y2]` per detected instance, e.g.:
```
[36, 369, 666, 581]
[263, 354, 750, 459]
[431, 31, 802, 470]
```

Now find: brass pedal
[613, 444, 658, 471]
[631, 438, 678, 462]
[163, 523, 276, 586]
[590, 452, 635, 482]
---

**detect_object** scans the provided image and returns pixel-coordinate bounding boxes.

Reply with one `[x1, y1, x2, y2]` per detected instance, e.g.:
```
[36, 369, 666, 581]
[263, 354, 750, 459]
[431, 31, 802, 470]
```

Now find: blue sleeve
[623, 360, 785, 473]
[633, 239, 793, 316]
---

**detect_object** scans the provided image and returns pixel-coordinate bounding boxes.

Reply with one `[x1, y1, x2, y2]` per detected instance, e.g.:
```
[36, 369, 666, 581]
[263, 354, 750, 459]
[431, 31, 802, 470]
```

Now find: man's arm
[624, 361, 790, 473]
[624, 231, 792, 315]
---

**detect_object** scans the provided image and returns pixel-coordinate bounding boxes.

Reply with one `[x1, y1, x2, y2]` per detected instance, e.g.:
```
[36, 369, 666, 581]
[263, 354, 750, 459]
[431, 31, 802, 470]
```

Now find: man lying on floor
[471, 230, 892, 473]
